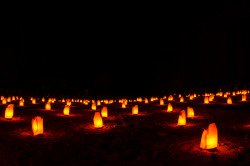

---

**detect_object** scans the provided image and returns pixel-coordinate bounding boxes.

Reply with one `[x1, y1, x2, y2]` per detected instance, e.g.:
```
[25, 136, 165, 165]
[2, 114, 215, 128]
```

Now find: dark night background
[1, 1, 250, 97]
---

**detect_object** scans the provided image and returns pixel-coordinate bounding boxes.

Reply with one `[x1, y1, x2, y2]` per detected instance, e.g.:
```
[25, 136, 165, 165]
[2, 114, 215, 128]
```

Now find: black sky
[1, 1, 250, 97]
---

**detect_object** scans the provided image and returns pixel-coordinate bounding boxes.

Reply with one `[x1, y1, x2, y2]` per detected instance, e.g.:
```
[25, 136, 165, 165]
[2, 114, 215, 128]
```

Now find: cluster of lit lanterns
[0, 89, 249, 150]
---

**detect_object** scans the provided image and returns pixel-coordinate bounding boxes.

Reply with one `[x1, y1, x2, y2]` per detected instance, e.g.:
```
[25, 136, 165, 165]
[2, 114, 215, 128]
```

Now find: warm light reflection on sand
[0, 117, 23, 122]
[18, 129, 65, 138]
[80, 124, 111, 133]
[55, 113, 77, 117]
[168, 138, 243, 160]
[169, 122, 196, 128]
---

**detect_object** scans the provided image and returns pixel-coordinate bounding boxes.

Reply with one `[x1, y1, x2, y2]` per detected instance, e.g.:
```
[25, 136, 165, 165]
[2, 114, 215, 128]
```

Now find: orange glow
[42, 97, 45, 102]
[62, 98, 65, 102]
[92, 102, 96, 110]
[66, 100, 71, 106]
[2, 98, 6, 104]
[167, 103, 173, 112]
[63, 105, 70, 115]
[168, 95, 173, 101]
[19, 100, 24, 106]
[122, 101, 126, 108]
[204, 96, 209, 104]
[137, 97, 142, 102]
[194, 93, 197, 98]
[180, 97, 184, 102]
[200, 123, 218, 149]
[232, 91, 236, 96]
[145, 98, 148, 103]
[5, 104, 14, 119]
[177, 110, 186, 125]
[97, 100, 101, 106]
[150, 97, 154, 101]
[101, 106, 108, 117]
[12, 96, 15, 101]
[190, 95, 194, 100]
[32, 98, 36, 104]
[209, 95, 213, 101]
[187, 107, 194, 118]
[0, 96, 4, 100]
[223, 93, 227, 98]
[45, 102, 51, 110]
[160, 98, 164, 105]
[227, 97, 232, 104]
[93, 112, 103, 128]
[242, 94, 247, 101]
[32, 116, 43, 136]
[7, 97, 11, 102]
[132, 105, 138, 115]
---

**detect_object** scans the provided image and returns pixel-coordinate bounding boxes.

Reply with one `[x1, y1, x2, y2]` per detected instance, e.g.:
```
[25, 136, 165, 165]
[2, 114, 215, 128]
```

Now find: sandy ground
[0, 95, 249, 166]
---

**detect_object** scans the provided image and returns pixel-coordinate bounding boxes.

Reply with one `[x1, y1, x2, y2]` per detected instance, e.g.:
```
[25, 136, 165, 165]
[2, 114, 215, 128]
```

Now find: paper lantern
[63, 105, 70, 115]
[232, 91, 236, 96]
[160, 98, 164, 105]
[132, 105, 138, 115]
[2, 98, 6, 104]
[45, 102, 51, 110]
[7, 97, 11, 102]
[19, 100, 24, 106]
[177, 110, 186, 125]
[97, 100, 101, 106]
[32, 116, 43, 136]
[5, 104, 14, 119]
[180, 97, 184, 102]
[209, 95, 213, 101]
[168, 95, 173, 101]
[12, 96, 15, 101]
[42, 97, 45, 102]
[167, 103, 173, 112]
[200, 123, 218, 149]
[32, 98, 36, 104]
[204, 96, 209, 104]
[227, 97, 232, 104]
[137, 97, 142, 102]
[187, 107, 194, 118]
[62, 98, 65, 102]
[92, 102, 96, 110]
[145, 98, 148, 104]
[66, 100, 71, 106]
[190, 95, 194, 100]
[194, 93, 197, 98]
[242, 94, 247, 101]
[0, 96, 4, 100]
[93, 112, 103, 128]
[101, 106, 108, 117]
[122, 101, 126, 108]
